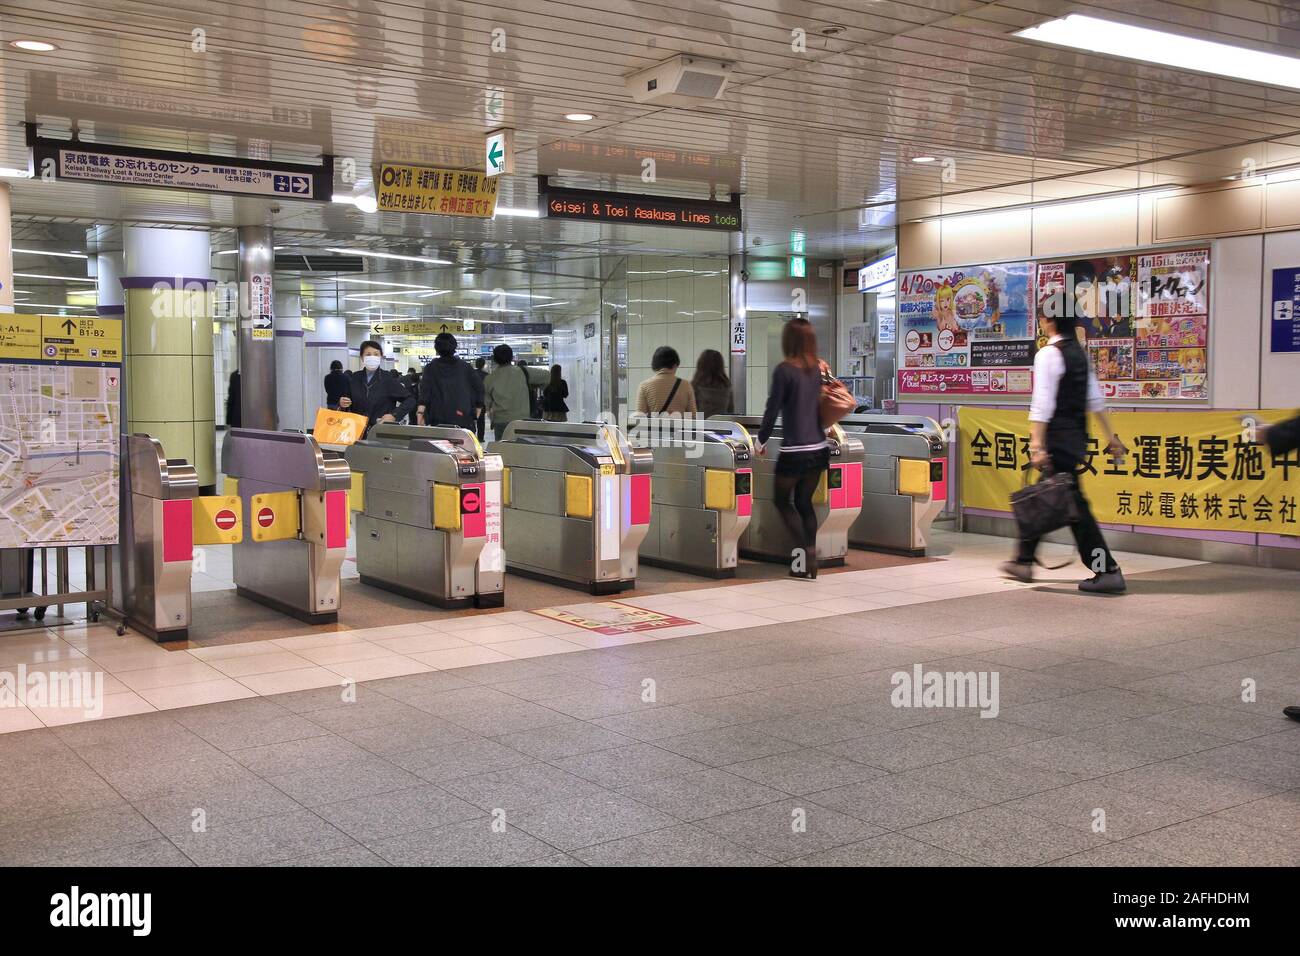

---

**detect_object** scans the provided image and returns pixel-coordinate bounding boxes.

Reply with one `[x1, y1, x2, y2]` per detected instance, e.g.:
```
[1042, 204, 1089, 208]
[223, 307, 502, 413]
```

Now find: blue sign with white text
[1271, 266, 1300, 353]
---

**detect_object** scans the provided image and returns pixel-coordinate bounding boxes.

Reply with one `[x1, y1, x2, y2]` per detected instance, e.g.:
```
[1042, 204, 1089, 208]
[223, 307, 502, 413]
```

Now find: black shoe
[1079, 569, 1126, 594]
[15, 608, 28, 620]
[34, 607, 46, 621]
[1000, 560, 1034, 583]
[1284, 705, 1300, 722]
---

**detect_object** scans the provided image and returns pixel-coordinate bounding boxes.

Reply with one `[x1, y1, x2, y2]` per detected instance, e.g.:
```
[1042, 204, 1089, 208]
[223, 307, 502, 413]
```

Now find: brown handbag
[818, 362, 855, 428]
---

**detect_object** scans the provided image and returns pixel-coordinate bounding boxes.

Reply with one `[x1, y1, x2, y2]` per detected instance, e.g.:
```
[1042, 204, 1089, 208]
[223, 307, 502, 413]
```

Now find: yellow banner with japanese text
[375, 164, 499, 217]
[959, 407, 1300, 536]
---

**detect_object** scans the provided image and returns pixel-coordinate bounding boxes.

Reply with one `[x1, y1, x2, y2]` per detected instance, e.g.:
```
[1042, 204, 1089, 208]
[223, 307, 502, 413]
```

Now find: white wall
[625, 255, 729, 405]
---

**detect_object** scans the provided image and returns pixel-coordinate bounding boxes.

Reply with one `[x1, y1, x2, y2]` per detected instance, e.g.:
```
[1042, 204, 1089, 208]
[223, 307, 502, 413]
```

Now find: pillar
[0, 183, 12, 313]
[236, 225, 277, 431]
[121, 226, 216, 488]
[274, 286, 304, 431]
[303, 312, 348, 427]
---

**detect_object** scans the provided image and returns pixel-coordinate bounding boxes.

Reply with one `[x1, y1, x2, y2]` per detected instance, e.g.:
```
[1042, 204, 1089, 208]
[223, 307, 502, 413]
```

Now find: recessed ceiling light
[326, 248, 452, 266]
[911, 156, 937, 164]
[13, 248, 89, 259]
[495, 207, 540, 218]
[564, 113, 595, 122]
[1015, 14, 1300, 90]
[0, 167, 33, 179]
[10, 39, 56, 52]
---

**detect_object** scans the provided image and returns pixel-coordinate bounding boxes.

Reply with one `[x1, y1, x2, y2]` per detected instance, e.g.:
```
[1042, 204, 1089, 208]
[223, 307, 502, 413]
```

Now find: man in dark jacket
[1259, 411, 1300, 724]
[323, 360, 350, 410]
[339, 340, 415, 432]
[473, 357, 488, 441]
[417, 333, 484, 430]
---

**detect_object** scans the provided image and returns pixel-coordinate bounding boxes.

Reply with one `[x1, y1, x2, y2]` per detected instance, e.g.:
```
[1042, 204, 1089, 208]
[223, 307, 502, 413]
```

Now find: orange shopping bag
[313, 407, 369, 445]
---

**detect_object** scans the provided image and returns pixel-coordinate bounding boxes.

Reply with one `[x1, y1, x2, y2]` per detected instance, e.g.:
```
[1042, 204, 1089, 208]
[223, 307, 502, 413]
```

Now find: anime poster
[896, 261, 1034, 395]
[1089, 338, 1134, 381]
[1038, 247, 1210, 402]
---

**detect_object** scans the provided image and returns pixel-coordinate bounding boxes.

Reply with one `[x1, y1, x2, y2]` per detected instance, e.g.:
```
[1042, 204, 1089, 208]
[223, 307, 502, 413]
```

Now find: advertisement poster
[897, 261, 1035, 395]
[1269, 266, 1300, 353]
[1038, 247, 1210, 401]
[959, 407, 1300, 536]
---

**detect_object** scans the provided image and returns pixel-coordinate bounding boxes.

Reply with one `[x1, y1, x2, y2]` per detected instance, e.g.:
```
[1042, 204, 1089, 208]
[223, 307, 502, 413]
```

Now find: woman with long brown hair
[756, 318, 827, 579]
[541, 363, 569, 422]
[691, 348, 734, 419]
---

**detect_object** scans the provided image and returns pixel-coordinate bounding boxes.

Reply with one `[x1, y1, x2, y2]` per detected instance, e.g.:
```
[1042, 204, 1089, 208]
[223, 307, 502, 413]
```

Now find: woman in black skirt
[756, 318, 828, 579]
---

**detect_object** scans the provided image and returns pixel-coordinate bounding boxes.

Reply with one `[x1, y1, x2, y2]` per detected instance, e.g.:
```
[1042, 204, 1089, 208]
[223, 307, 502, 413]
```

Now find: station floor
[0, 530, 1296, 866]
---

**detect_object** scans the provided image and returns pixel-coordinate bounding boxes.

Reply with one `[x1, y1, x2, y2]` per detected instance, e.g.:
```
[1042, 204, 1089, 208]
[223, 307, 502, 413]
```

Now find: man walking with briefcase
[1001, 308, 1128, 594]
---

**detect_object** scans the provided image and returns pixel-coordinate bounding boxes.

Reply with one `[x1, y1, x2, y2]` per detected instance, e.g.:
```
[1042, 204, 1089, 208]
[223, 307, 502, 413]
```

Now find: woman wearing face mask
[339, 340, 416, 434]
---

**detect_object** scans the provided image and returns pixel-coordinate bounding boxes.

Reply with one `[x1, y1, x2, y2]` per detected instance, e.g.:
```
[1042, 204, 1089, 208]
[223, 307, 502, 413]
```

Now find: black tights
[774, 469, 821, 569]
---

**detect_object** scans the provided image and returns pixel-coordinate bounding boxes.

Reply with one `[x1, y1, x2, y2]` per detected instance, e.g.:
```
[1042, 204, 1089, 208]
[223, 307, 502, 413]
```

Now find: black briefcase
[1009, 467, 1079, 540]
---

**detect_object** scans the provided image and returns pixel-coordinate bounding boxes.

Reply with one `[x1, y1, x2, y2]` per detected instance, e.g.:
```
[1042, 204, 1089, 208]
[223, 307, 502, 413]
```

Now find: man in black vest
[1002, 308, 1128, 594]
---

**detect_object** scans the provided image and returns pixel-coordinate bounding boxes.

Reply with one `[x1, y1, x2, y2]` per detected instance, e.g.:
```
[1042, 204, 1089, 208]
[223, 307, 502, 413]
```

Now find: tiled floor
[0, 531, 1296, 866]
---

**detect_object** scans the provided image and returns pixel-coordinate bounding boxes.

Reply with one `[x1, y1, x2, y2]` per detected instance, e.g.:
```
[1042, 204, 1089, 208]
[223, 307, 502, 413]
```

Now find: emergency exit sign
[485, 129, 514, 176]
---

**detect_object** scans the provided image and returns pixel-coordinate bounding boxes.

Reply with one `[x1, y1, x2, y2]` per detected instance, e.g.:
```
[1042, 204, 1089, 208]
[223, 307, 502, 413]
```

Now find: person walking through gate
[756, 318, 828, 580]
[417, 332, 483, 429]
[541, 364, 569, 422]
[1000, 310, 1128, 593]
[339, 340, 415, 435]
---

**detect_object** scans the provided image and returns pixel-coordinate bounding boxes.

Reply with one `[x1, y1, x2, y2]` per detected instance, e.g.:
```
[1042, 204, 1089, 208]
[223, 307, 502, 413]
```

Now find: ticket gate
[344, 423, 504, 609]
[222, 429, 350, 624]
[114, 434, 202, 641]
[709, 416, 865, 568]
[492, 420, 652, 593]
[840, 414, 946, 556]
[638, 419, 754, 577]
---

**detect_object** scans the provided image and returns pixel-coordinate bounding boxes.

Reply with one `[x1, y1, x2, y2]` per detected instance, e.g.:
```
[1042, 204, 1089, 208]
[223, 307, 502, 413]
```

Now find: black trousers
[1016, 449, 1118, 573]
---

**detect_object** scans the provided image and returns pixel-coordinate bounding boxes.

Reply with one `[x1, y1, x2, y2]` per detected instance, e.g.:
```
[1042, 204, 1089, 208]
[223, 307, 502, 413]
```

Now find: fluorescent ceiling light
[495, 207, 540, 218]
[13, 248, 89, 260]
[326, 248, 452, 266]
[14, 273, 98, 283]
[332, 194, 377, 212]
[462, 289, 551, 300]
[911, 156, 936, 164]
[330, 277, 437, 290]
[1015, 14, 1300, 89]
[16, 303, 92, 310]
[564, 113, 595, 122]
[0, 167, 33, 178]
[530, 301, 570, 308]
[455, 305, 524, 313]
[10, 40, 56, 52]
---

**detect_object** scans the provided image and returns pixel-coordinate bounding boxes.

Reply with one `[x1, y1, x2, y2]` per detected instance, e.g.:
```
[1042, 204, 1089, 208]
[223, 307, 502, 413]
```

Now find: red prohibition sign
[256, 507, 275, 528]
[214, 509, 237, 531]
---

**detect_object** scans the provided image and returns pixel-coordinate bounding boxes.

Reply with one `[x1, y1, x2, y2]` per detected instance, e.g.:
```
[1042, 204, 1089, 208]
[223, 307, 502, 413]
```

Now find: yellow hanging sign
[375, 164, 500, 218]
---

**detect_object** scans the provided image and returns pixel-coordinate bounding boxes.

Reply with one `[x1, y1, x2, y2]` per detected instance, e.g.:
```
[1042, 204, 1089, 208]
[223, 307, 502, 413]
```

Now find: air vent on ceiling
[626, 54, 732, 104]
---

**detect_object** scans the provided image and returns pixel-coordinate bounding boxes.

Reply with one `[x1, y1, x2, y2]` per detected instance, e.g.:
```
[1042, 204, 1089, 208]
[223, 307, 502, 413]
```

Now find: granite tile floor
[1, 561, 1297, 867]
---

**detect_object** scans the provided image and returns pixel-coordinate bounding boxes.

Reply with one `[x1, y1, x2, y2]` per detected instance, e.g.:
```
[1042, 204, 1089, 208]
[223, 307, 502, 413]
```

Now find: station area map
[0, 353, 120, 548]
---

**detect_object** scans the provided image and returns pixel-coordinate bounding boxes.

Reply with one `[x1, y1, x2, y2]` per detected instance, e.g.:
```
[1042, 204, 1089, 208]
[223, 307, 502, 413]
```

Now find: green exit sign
[789, 256, 806, 278]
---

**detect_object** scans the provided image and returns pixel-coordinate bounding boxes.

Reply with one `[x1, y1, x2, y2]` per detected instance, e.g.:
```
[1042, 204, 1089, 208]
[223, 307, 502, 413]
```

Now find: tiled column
[121, 226, 216, 488]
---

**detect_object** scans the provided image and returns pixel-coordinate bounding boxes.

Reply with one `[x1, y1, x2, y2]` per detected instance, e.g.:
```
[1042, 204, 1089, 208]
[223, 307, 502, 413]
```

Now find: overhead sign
[537, 178, 742, 231]
[1270, 266, 1300, 353]
[375, 164, 499, 217]
[371, 319, 470, 335]
[28, 127, 332, 201]
[479, 322, 552, 335]
[858, 254, 897, 292]
[485, 128, 514, 177]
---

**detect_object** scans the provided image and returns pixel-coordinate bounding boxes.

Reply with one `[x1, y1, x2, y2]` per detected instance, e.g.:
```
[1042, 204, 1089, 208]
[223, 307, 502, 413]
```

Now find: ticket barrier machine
[344, 423, 504, 609]
[638, 418, 754, 577]
[839, 414, 946, 557]
[492, 420, 652, 594]
[222, 428, 350, 624]
[114, 434, 243, 641]
[709, 416, 865, 567]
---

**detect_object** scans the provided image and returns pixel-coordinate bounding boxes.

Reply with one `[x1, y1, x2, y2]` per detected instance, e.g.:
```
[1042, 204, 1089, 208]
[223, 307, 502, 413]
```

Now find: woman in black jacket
[541, 364, 569, 422]
[757, 318, 827, 579]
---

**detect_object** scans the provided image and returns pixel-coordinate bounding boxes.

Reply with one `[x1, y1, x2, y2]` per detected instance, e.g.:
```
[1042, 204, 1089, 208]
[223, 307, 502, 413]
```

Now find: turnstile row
[112, 415, 946, 639]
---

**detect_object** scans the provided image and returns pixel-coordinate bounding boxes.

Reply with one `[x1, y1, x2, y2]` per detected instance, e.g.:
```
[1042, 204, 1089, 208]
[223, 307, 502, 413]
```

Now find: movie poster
[896, 261, 1035, 395]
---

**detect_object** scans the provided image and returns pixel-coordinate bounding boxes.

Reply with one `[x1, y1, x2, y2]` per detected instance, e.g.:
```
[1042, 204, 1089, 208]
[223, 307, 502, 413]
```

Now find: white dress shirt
[1028, 334, 1106, 424]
